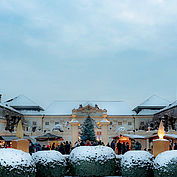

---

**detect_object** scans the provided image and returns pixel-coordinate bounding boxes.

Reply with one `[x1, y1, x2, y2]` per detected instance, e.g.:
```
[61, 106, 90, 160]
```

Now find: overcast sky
[0, 0, 177, 109]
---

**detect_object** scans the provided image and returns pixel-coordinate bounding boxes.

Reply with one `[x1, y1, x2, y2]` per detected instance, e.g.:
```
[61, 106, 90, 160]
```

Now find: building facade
[2, 94, 171, 145]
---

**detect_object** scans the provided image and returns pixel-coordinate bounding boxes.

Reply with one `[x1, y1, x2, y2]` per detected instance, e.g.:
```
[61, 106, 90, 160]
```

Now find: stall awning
[35, 133, 63, 141]
[1, 136, 34, 142]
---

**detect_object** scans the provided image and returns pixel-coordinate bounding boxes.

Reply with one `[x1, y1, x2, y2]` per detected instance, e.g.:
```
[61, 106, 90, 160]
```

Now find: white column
[69, 118, 79, 144]
[100, 117, 110, 145]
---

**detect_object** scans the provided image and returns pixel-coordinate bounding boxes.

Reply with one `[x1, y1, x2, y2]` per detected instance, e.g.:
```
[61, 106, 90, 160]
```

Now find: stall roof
[1, 135, 35, 142]
[122, 134, 146, 139]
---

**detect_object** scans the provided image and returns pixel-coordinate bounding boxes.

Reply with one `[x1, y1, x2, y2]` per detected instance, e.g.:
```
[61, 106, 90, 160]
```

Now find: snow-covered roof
[133, 95, 170, 114]
[5, 95, 39, 107]
[139, 95, 169, 107]
[155, 100, 177, 114]
[18, 110, 45, 116]
[122, 134, 146, 139]
[137, 109, 160, 115]
[0, 103, 21, 114]
[45, 101, 134, 116]
[4, 95, 44, 113]
[165, 134, 177, 139]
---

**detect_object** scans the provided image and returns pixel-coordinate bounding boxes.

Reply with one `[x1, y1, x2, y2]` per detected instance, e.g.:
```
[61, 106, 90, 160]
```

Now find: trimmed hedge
[32, 150, 66, 177]
[121, 150, 154, 177]
[115, 155, 122, 176]
[0, 149, 36, 177]
[154, 150, 177, 177]
[69, 146, 116, 177]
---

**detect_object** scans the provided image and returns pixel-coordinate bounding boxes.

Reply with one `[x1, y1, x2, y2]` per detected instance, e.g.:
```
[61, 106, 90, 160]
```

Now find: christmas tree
[81, 115, 96, 141]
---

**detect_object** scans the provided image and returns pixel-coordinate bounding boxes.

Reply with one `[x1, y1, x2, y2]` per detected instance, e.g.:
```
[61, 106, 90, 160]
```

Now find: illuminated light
[158, 120, 165, 139]
[97, 122, 101, 127]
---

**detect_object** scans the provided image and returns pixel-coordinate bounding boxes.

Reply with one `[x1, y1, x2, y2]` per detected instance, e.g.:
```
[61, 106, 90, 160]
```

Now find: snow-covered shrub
[0, 149, 36, 177]
[154, 150, 177, 177]
[63, 155, 71, 176]
[32, 150, 66, 177]
[69, 146, 116, 176]
[121, 151, 154, 177]
[115, 155, 122, 176]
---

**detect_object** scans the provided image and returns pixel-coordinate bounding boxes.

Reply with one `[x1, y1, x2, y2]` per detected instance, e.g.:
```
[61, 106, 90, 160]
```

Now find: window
[118, 122, 122, 125]
[32, 121, 37, 126]
[45, 122, 49, 125]
[140, 121, 144, 125]
[97, 131, 102, 141]
[55, 122, 59, 125]
[128, 122, 132, 125]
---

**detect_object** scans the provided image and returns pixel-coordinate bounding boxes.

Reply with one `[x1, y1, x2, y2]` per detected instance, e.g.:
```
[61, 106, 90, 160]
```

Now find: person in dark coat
[174, 143, 177, 150]
[51, 143, 55, 150]
[117, 141, 122, 155]
[36, 144, 42, 152]
[126, 142, 129, 152]
[111, 139, 115, 151]
[122, 142, 126, 154]
[42, 145, 46, 150]
[65, 141, 71, 154]
[58, 143, 65, 154]
[29, 142, 35, 155]
[135, 141, 141, 150]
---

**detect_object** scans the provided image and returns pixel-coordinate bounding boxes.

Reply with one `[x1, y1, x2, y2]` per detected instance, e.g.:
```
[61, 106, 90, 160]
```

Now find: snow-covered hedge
[115, 155, 122, 176]
[154, 150, 177, 177]
[32, 150, 66, 177]
[0, 149, 36, 177]
[69, 146, 116, 176]
[121, 151, 154, 177]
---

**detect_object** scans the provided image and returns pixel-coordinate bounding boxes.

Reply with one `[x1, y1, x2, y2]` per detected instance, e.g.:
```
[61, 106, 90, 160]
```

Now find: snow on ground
[69, 146, 116, 163]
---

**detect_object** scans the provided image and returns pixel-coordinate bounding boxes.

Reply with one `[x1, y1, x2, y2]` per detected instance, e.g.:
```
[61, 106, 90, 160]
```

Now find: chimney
[0, 94, 1, 103]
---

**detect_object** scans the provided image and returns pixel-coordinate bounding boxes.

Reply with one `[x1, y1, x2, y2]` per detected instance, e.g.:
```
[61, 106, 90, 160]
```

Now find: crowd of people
[29, 138, 143, 155]
[109, 139, 142, 155]
[29, 141, 72, 155]
[29, 139, 106, 155]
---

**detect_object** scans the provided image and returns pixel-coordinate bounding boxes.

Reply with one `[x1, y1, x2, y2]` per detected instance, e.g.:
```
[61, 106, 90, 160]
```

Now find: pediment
[72, 104, 107, 114]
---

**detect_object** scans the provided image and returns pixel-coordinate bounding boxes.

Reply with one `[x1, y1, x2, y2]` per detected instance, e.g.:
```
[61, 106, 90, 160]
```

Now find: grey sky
[0, 0, 177, 109]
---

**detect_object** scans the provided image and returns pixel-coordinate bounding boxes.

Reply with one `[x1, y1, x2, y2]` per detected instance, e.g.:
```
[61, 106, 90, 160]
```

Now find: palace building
[0, 94, 172, 145]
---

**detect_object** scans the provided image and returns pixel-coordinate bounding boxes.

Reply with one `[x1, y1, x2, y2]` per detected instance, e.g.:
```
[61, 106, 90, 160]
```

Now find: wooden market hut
[35, 133, 63, 147]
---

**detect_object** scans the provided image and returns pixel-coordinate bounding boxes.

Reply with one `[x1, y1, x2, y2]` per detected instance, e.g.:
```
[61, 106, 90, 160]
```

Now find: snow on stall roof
[45, 100, 134, 115]
[122, 134, 146, 139]
[32, 150, 65, 165]
[69, 146, 116, 163]
[0, 149, 35, 168]
[154, 150, 177, 168]
[139, 95, 169, 107]
[5, 95, 40, 107]
[153, 139, 169, 142]
[165, 134, 177, 139]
